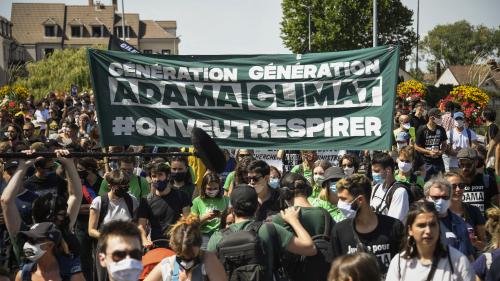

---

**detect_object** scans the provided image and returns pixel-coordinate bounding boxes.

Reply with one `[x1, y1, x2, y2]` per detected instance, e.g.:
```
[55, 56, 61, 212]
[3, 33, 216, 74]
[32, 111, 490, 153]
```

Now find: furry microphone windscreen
[191, 128, 226, 173]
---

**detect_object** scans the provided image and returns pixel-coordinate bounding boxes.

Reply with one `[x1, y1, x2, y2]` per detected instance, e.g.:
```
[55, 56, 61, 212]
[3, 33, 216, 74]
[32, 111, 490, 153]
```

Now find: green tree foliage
[280, 0, 416, 61]
[421, 20, 499, 69]
[14, 46, 102, 99]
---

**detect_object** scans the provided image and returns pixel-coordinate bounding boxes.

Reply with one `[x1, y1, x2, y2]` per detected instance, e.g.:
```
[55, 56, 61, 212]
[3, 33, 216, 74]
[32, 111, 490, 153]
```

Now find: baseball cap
[19, 222, 62, 244]
[457, 147, 477, 160]
[427, 108, 442, 118]
[322, 166, 345, 186]
[230, 184, 258, 213]
[453, 112, 465, 119]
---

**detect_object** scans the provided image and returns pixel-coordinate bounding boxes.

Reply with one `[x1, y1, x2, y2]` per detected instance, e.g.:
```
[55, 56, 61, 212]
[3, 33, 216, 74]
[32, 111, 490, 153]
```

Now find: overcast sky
[1, 0, 499, 57]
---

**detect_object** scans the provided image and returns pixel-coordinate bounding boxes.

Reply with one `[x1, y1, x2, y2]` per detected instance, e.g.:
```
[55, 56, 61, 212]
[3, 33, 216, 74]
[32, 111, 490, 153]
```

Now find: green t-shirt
[394, 171, 425, 188]
[99, 174, 150, 199]
[308, 197, 345, 222]
[291, 164, 313, 185]
[207, 220, 293, 281]
[223, 171, 235, 191]
[191, 196, 230, 234]
[271, 207, 331, 236]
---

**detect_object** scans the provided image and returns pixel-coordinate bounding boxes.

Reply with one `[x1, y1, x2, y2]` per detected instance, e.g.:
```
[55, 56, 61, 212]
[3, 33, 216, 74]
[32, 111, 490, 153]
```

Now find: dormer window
[42, 18, 58, 37]
[69, 18, 83, 38]
[114, 26, 130, 38]
[90, 18, 105, 37]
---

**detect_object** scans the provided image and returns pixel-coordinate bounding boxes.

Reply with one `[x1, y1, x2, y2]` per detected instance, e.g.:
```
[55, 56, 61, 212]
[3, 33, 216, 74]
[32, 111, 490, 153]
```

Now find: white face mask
[313, 175, 325, 186]
[396, 142, 408, 150]
[206, 190, 219, 198]
[397, 160, 412, 173]
[23, 242, 48, 262]
[454, 120, 464, 128]
[343, 167, 355, 176]
[336, 197, 359, 219]
[107, 258, 143, 281]
[430, 198, 450, 216]
[402, 123, 411, 130]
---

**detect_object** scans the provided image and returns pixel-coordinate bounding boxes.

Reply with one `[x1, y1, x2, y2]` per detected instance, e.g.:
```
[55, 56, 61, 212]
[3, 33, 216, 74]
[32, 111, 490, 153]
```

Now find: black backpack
[97, 192, 135, 230]
[282, 208, 334, 281]
[372, 179, 423, 214]
[216, 221, 267, 281]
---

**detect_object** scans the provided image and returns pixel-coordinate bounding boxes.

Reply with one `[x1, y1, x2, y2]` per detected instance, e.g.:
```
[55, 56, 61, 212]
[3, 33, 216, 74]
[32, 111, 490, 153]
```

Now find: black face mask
[114, 188, 128, 198]
[477, 158, 485, 169]
[171, 172, 186, 182]
[154, 180, 168, 192]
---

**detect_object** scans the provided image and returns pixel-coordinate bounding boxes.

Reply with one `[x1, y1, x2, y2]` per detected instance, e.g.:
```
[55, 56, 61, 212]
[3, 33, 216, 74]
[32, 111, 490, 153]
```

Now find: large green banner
[87, 45, 399, 149]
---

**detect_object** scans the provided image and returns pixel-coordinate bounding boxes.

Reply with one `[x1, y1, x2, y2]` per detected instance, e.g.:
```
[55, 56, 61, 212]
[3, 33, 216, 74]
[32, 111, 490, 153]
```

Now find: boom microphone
[191, 127, 226, 173]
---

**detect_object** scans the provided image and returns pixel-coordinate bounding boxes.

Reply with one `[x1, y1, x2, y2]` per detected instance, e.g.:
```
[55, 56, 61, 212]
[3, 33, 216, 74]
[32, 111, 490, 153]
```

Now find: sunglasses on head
[109, 249, 142, 262]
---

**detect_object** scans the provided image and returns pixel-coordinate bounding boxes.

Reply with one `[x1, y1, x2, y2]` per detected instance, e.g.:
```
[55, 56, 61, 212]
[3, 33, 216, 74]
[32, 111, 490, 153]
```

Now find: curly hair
[336, 174, 372, 204]
[168, 214, 203, 259]
[485, 206, 500, 250]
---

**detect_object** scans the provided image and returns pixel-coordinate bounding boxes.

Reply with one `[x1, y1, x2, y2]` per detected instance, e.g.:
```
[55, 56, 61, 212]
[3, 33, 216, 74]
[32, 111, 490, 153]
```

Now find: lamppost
[416, 0, 420, 73]
[299, 3, 312, 52]
[121, 0, 126, 40]
[373, 0, 377, 47]
[173, 35, 181, 55]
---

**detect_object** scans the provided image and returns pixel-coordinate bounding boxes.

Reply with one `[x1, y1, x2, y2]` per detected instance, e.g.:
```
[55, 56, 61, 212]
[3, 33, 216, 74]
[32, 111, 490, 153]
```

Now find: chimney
[112, 0, 118, 11]
[88, 0, 93, 6]
[436, 62, 442, 81]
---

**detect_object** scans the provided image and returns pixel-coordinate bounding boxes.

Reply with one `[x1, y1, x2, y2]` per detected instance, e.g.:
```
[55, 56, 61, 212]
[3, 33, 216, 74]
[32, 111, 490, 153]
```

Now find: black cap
[322, 166, 345, 186]
[427, 108, 442, 118]
[19, 222, 61, 244]
[457, 147, 477, 160]
[230, 184, 258, 213]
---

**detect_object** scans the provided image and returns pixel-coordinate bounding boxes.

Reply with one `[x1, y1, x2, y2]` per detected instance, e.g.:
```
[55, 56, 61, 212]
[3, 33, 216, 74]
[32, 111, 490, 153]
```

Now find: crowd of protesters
[0, 91, 498, 281]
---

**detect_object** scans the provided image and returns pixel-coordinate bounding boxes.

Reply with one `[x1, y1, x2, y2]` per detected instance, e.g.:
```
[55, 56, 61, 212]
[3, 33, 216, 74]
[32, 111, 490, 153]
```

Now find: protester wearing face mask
[331, 174, 403, 275]
[393, 114, 415, 145]
[311, 160, 332, 198]
[410, 101, 427, 130]
[142, 163, 191, 249]
[415, 108, 448, 181]
[191, 173, 229, 250]
[394, 146, 425, 188]
[247, 160, 282, 221]
[100, 156, 150, 200]
[308, 166, 345, 222]
[146, 215, 227, 281]
[98, 220, 145, 281]
[339, 154, 359, 177]
[370, 152, 410, 222]
[17, 222, 85, 281]
[89, 169, 144, 281]
[169, 155, 196, 199]
[268, 166, 282, 190]
[424, 175, 475, 260]
[443, 112, 478, 172]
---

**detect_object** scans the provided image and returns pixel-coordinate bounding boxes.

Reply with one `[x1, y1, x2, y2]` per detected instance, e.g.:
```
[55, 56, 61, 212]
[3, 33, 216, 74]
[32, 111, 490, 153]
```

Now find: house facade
[10, 0, 179, 62]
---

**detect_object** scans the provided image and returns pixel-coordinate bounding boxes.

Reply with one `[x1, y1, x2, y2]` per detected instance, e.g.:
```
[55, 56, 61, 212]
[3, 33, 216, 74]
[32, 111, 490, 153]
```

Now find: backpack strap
[466, 129, 472, 147]
[373, 181, 398, 214]
[485, 252, 493, 270]
[123, 193, 135, 219]
[318, 207, 332, 237]
[446, 246, 454, 274]
[137, 176, 143, 199]
[172, 257, 180, 281]
[21, 262, 36, 281]
[98, 193, 109, 229]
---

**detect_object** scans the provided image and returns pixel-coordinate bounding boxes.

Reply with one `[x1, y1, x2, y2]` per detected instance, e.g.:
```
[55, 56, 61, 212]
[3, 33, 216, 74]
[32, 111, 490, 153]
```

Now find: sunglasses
[109, 249, 142, 262]
[429, 195, 450, 201]
[247, 175, 262, 182]
[458, 162, 474, 168]
[451, 183, 465, 190]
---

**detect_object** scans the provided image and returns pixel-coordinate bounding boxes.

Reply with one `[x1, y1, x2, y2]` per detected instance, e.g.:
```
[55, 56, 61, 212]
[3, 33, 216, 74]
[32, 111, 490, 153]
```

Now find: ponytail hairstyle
[485, 206, 500, 250]
[168, 214, 203, 259]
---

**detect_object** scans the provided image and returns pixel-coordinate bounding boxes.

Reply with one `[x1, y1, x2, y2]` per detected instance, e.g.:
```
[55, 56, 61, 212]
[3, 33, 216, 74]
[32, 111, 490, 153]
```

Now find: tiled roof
[448, 65, 500, 87]
[11, 3, 65, 44]
[64, 5, 115, 45]
[114, 13, 139, 45]
[139, 20, 175, 39]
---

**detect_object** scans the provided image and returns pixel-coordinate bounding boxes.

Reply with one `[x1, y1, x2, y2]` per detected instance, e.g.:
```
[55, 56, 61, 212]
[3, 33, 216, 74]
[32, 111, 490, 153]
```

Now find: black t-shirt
[410, 114, 426, 130]
[331, 213, 404, 273]
[145, 189, 191, 242]
[461, 202, 486, 229]
[486, 255, 500, 281]
[415, 125, 447, 164]
[24, 174, 68, 199]
[463, 173, 498, 216]
[256, 187, 282, 221]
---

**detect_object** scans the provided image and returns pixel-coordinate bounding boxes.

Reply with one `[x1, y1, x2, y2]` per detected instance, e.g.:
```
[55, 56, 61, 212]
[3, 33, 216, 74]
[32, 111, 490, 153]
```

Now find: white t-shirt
[386, 247, 474, 281]
[370, 183, 409, 222]
[443, 128, 477, 171]
[90, 194, 139, 224]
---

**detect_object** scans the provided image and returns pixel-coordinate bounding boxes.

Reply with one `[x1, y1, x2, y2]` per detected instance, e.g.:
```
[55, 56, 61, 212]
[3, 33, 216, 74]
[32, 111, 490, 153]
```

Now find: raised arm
[281, 207, 317, 256]
[56, 150, 83, 229]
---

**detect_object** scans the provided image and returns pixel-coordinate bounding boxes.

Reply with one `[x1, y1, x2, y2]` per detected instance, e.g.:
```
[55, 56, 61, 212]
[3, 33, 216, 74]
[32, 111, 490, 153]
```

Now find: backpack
[282, 208, 334, 281]
[216, 221, 267, 281]
[21, 255, 81, 281]
[97, 192, 135, 230]
[372, 180, 422, 214]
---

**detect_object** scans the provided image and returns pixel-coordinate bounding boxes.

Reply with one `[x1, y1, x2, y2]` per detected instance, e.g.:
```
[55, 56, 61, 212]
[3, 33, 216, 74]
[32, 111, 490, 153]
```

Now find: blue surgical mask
[430, 198, 450, 215]
[269, 178, 280, 189]
[372, 172, 385, 185]
[329, 182, 337, 193]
